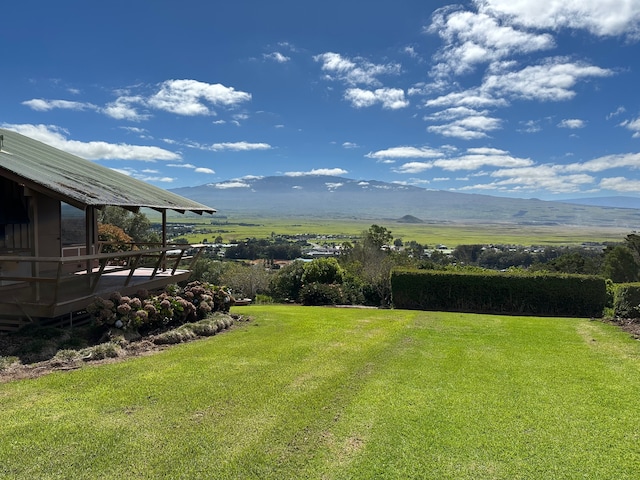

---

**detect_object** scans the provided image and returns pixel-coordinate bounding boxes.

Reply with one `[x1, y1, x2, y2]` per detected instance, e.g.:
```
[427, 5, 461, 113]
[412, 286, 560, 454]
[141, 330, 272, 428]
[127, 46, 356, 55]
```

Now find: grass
[2, 305, 640, 479]
[167, 214, 629, 247]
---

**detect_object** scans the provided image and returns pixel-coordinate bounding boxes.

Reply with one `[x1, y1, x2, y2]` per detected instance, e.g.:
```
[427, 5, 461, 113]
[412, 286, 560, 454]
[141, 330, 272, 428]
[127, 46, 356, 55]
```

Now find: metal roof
[0, 128, 215, 214]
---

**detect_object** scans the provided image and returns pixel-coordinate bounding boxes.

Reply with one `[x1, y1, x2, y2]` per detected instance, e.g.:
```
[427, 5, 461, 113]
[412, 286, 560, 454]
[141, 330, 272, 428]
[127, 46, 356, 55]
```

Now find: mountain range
[170, 175, 640, 228]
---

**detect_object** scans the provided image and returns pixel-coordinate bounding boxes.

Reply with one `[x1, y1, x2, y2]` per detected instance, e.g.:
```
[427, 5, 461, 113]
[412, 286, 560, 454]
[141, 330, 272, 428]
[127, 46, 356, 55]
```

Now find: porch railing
[0, 244, 206, 313]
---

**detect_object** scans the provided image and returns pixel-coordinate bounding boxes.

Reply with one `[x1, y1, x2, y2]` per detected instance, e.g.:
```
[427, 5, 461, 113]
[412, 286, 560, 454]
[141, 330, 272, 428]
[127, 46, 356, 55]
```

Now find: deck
[0, 244, 205, 330]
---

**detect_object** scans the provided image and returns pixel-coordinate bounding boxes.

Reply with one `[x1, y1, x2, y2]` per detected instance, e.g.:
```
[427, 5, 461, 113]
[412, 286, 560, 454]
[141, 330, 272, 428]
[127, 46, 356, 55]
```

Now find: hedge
[391, 269, 607, 318]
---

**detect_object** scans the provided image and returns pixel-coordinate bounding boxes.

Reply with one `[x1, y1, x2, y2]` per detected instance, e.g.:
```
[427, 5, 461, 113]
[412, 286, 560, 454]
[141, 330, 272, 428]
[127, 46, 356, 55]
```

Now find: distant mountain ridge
[170, 175, 640, 228]
[560, 196, 640, 210]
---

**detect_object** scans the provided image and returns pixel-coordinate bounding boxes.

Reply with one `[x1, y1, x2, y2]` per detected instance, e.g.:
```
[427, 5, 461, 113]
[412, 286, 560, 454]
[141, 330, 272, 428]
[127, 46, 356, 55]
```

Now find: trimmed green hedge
[391, 269, 607, 317]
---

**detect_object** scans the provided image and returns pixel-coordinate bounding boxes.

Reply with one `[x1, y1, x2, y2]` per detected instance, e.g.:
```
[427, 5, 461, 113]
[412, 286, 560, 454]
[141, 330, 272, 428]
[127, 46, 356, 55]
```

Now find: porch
[0, 243, 206, 329]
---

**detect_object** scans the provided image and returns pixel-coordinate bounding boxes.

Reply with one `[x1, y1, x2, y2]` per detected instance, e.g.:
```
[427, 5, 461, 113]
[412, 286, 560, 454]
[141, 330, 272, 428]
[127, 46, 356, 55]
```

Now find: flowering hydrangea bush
[87, 282, 234, 332]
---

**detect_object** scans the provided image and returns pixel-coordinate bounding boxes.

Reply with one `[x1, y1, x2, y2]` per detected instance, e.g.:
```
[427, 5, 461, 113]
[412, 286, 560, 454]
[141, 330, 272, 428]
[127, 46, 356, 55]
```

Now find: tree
[97, 206, 160, 244]
[190, 258, 229, 284]
[340, 225, 396, 306]
[452, 244, 484, 265]
[540, 251, 602, 275]
[365, 224, 393, 249]
[221, 262, 270, 299]
[269, 260, 306, 302]
[603, 245, 639, 283]
[302, 257, 344, 285]
[98, 224, 133, 253]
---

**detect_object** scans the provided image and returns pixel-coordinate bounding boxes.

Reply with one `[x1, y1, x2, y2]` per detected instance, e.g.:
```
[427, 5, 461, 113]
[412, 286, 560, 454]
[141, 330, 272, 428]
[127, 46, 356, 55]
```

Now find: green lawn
[2, 306, 640, 479]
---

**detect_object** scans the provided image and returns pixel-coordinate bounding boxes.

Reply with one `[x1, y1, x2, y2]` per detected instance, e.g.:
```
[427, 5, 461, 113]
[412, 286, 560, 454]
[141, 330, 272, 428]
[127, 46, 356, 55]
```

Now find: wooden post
[85, 207, 97, 285]
[162, 209, 167, 272]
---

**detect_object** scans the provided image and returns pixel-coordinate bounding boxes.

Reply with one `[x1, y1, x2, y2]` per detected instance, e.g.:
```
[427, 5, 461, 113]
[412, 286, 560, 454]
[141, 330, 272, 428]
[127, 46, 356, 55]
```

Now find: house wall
[0, 182, 62, 284]
[32, 191, 62, 258]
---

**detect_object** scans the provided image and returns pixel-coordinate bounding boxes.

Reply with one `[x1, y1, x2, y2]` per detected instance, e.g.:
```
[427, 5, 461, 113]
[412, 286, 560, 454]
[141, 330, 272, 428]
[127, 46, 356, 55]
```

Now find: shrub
[300, 282, 345, 306]
[87, 281, 235, 333]
[188, 320, 219, 337]
[612, 283, 640, 319]
[81, 342, 121, 361]
[52, 349, 81, 364]
[255, 294, 274, 304]
[152, 315, 235, 345]
[302, 258, 344, 285]
[0, 356, 19, 371]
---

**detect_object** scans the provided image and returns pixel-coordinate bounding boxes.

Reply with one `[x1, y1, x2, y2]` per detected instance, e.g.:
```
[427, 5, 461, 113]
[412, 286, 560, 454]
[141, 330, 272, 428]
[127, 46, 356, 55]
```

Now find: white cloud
[344, 88, 409, 109]
[481, 59, 613, 101]
[478, 0, 640, 39]
[165, 163, 215, 174]
[558, 119, 586, 129]
[428, 7, 555, 76]
[562, 152, 640, 172]
[168, 163, 197, 168]
[607, 106, 626, 119]
[427, 114, 502, 139]
[434, 151, 533, 170]
[313, 52, 401, 86]
[393, 148, 532, 173]
[518, 119, 542, 133]
[406, 178, 432, 186]
[263, 52, 290, 63]
[426, 89, 507, 108]
[120, 126, 149, 135]
[466, 147, 508, 155]
[209, 141, 272, 151]
[366, 146, 443, 160]
[24, 79, 252, 122]
[489, 165, 594, 193]
[148, 79, 251, 116]
[599, 176, 640, 192]
[394, 162, 434, 174]
[342, 142, 359, 149]
[619, 117, 640, 138]
[1, 123, 181, 162]
[425, 106, 490, 121]
[325, 182, 344, 190]
[284, 168, 348, 177]
[103, 96, 148, 121]
[404, 46, 418, 58]
[212, 181, 250, 189]
[22, 98, 98, 112]
[139, 176, 174, 183]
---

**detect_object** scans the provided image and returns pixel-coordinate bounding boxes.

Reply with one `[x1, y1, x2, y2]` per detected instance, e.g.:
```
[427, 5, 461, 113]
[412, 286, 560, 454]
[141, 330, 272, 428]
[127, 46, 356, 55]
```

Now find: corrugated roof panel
[0, 128, 216, 214]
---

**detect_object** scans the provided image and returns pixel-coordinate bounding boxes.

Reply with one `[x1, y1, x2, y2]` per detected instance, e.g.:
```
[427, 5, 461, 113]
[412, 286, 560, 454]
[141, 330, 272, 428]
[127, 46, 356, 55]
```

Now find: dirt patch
[603, 317, 640, 340]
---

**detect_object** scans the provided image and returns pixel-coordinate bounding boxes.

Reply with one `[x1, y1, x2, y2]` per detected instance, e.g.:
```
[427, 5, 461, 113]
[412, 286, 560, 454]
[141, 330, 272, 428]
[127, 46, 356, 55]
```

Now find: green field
[166, 214, 631, 246]
[2, 305, 640, 479]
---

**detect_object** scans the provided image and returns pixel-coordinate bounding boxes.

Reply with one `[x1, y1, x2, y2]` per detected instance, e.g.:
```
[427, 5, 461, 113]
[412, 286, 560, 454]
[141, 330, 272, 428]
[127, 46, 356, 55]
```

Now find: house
[0, 128, 215, 330]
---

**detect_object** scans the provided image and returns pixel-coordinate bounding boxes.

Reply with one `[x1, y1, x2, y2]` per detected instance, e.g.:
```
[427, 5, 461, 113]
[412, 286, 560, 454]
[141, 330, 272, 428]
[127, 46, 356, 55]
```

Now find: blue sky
[3, 0, 640, 200]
